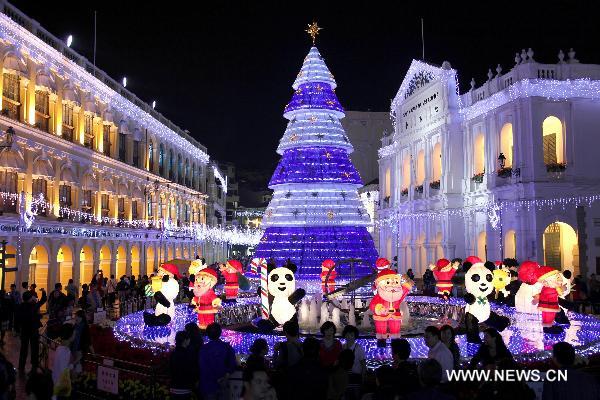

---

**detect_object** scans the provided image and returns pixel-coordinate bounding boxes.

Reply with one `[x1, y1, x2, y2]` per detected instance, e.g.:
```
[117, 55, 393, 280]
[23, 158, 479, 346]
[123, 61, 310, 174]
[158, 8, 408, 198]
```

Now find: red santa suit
[191, 269, 221, 329]
[431, 258, 458, 297]
[369, 269, 411, 339]
[536, 266, 562, 327]
[222, 260, 243, 300]
[320, 259, 337, 293]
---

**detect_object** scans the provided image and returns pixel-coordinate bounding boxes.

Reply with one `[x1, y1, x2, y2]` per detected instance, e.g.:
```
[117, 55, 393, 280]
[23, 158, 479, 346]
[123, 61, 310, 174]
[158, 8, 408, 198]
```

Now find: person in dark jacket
[246, 338, 269, 371]
[184, 322, 203, 364]
[469, 328, 513, 369]
[422, 269, 436, 296]
[170, 331, 197, 400]
[198, 323, 237, 399]
[48, 283, 66, 320]
[285, 336, 327, 400]
[17, 288, 46, 372]
[0, 290, 11, 346]
[440, 325, 461, 369]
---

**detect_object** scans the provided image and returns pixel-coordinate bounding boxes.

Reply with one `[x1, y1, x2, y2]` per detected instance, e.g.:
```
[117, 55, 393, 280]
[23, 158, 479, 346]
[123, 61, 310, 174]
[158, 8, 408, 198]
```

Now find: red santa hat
[435, 258, 450, 269]
[518, 260, 540, 285]
[197, 268, 218, 282]
[227, 259, 243, 272]
[159, 263, 179, 279]
[465, 256, 482, 265]
[375, 268, 396, 283]
[375, 258, 391, 270]
[494, 260, 502, 268]
[537, 265, 560, 283]
[322, 259, 336, 269]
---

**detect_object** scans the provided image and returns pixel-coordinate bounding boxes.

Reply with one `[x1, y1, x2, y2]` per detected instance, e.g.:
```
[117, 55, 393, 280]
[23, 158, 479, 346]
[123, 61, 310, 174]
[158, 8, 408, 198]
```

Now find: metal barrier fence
[39, 333, 170, 400]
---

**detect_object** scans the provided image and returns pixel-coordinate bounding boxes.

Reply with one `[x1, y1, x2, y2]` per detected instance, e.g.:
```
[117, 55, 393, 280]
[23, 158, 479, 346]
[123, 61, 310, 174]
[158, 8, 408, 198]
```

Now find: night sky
[10, 0, 600, 171]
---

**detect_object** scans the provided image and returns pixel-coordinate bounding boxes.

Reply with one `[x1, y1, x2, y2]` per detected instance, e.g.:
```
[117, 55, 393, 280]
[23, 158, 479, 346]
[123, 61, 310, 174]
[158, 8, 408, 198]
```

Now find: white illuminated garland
[377, 194, 600, 231]
[461, 78, 600, 121]
[212, 166, 228, 194]
[0, 192, 262, 245]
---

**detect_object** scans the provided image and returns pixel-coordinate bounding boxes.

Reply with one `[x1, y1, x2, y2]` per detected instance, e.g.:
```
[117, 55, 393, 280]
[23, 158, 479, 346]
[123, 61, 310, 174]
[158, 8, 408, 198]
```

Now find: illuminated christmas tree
[254, 25, 378, 277]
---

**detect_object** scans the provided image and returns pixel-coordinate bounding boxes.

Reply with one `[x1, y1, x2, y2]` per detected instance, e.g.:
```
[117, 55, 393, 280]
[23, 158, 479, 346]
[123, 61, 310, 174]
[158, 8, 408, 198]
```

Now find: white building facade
[378, 49, 600, 279]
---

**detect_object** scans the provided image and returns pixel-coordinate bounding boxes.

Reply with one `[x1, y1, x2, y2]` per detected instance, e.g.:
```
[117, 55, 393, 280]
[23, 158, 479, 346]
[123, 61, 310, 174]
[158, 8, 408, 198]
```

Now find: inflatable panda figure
[155, 276, 179, 320]
[143, 263, 180, 326]
[257, 262, 306, 331]
[463, 262, 510, 343]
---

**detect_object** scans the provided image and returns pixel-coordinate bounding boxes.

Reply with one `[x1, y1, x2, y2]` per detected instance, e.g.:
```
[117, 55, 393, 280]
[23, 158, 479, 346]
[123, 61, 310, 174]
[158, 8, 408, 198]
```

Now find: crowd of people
[0, 256, 597, 399]
[162, 319, 599, 400]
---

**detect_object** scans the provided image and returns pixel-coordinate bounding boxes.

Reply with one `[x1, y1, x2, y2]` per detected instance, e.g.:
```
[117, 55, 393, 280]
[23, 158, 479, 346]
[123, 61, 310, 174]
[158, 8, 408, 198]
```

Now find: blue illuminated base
[113, 298, 600, 367]
[253, 226, 378, 277]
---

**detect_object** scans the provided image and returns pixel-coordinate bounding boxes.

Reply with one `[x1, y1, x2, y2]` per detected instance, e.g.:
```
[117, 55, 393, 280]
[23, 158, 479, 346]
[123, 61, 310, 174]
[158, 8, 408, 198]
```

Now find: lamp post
[498, 153, 506, 169]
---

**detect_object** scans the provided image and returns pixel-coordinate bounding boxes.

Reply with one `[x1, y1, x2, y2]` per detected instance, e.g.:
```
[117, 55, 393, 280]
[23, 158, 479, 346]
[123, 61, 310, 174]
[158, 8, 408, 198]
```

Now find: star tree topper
[306, 21, 323, 44]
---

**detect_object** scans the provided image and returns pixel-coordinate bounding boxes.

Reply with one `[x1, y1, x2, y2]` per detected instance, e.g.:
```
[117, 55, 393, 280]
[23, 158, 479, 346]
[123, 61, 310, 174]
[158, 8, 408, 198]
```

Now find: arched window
[432, 142, 442, 182]
[416, 150, 425, 186]
[159, 144, 164, 175]
[402, 156, 410, 191]
[542, 116, 564, 166]
[474, 133, 485, 175]
[148, 142, 154, 171]
[176, 201, 181, 225]
[505, 230, 516, 259]
[384, 167, 391, 199]
[500, 123, 513, 168]
[477, 231, 487, 260]
[169, 150, 174, 180]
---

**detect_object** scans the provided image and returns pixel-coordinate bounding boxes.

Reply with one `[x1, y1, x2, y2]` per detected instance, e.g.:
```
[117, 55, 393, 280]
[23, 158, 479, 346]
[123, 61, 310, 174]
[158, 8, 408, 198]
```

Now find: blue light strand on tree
[270, 147, 362, 185]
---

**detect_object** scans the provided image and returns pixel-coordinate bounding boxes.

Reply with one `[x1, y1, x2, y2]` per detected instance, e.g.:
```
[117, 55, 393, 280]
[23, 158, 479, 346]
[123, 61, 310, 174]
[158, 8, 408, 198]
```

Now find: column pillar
[425, 244, 436, 267]
[72, 242, 82, 289]
[125, 244, 132, 276]
[399, 245, 408, 274]
[0, 58, 4, 110]
[26, 63, 36, 125]
[110, 244, 117, 278]
[48, 241, 59, 292]
[55, 86, 63, 136]
[17, 240, 35, 288]
[92, 245, 101, 278]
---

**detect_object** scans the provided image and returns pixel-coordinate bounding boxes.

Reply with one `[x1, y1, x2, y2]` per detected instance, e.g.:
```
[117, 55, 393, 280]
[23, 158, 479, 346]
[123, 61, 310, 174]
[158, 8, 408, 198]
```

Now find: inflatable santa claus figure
[220, 259, 243, 301]
[519, 262, 566, 334]
[429, 258, 460, 299]
[190, 268, 222, 329]
[534, 266, 566, 334]
[320, 259, 337, 293]
[369, 269, 411, 340]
